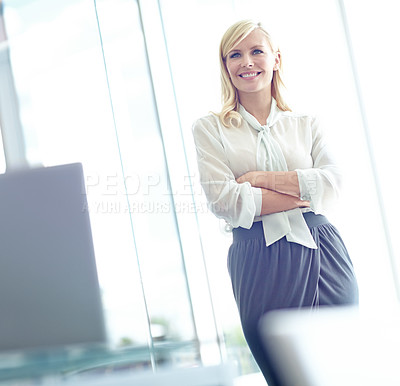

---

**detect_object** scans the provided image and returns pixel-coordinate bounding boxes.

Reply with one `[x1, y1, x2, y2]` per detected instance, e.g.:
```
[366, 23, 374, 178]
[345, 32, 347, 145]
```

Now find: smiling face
[225, 29, 280, 100]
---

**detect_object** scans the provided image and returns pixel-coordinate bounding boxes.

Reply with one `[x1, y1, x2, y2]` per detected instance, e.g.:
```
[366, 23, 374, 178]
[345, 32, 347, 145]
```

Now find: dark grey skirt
[227, 212, 359, 385]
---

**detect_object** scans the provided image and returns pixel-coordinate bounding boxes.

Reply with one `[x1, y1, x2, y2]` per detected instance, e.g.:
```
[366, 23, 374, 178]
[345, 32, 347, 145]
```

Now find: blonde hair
[218, 20, 291, 127]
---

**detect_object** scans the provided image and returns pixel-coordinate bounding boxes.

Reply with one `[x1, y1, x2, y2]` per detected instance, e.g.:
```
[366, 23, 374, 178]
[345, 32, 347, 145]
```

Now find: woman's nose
[242, 54, 254, 67]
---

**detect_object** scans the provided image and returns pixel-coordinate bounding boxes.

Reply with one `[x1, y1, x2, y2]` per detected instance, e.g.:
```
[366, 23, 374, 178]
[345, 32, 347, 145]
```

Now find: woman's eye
[253, 49, 263, 55]
[229, 52, 240, 59]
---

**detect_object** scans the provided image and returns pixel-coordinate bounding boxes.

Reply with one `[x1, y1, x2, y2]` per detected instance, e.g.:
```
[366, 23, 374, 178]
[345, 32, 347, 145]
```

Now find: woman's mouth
[239, 72, 261, 79]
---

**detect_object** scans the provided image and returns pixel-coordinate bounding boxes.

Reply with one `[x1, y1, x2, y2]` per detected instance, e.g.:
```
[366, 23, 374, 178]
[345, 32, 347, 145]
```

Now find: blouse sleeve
[295, 116, 342, 214]
[192, 115, 260, 228]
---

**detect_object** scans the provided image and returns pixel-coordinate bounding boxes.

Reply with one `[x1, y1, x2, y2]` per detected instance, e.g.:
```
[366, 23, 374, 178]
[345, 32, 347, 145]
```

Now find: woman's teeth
[240, 72, 258, 78]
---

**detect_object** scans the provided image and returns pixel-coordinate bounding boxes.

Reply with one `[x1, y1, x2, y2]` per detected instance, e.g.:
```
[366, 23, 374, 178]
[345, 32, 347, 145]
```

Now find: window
[2, 0, 221, 369]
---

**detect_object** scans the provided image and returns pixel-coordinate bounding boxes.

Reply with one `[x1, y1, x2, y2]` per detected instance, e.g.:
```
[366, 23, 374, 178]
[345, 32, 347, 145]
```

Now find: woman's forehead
[231, 30, 270, 51]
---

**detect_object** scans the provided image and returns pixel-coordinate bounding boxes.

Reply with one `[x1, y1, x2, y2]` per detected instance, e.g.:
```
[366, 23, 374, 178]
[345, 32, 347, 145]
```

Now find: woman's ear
[273, 51, 281, 71]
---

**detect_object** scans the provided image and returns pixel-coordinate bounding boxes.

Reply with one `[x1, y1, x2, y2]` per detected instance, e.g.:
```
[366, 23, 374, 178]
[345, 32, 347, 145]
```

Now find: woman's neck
[239, 90, 272, 126]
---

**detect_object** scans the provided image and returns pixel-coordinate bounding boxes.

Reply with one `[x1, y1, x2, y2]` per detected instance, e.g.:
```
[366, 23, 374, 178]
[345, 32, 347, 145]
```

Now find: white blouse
[192, 99, 342, 249]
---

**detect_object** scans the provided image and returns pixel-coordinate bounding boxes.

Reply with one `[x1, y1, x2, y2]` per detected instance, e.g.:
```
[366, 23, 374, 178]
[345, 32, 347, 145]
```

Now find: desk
[0, 340, 228, 385]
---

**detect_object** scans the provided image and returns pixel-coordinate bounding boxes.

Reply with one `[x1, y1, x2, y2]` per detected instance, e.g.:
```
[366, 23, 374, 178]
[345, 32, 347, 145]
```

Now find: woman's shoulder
[280, 108, 315, 120]
[279, 108, 319, 129]
[192, 112, 221, 134]
[193, 112, 219, 125]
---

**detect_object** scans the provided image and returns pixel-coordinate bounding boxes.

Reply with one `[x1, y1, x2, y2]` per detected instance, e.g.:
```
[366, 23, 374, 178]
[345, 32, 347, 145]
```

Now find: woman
[192, 20, 359, 385]
[193, 21, 358, 385]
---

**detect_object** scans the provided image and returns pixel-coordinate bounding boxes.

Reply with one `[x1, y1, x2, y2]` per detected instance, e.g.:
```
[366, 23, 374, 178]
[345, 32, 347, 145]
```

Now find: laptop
[0, 163, 106, 352]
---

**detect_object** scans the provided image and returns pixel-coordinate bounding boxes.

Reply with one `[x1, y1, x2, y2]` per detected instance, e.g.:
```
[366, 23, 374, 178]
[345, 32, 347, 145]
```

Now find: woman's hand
[236, 171, 261, 186]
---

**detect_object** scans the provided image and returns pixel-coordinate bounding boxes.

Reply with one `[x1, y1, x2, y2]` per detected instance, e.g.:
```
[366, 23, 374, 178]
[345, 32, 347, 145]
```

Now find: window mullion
[137, 0, 223, 365]
[0, 5, 29, 171]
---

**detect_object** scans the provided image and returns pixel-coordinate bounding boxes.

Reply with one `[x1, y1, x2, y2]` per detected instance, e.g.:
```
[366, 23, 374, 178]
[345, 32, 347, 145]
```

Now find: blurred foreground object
[260, 305, 400, 386]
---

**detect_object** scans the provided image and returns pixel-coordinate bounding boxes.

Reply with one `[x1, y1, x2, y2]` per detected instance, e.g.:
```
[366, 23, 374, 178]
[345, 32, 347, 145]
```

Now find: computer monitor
[0, 163, 106, 352]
